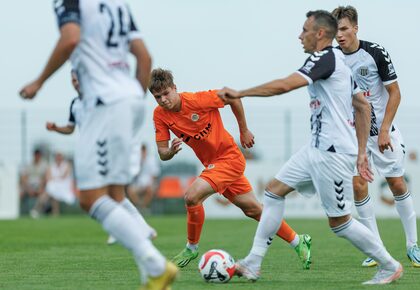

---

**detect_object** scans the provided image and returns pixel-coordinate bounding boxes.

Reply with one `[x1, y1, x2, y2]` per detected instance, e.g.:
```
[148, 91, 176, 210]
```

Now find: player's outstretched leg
[233, 191, 312, 269]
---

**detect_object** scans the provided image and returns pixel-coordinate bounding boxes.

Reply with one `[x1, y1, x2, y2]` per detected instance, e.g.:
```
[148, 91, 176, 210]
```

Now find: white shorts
[367, 127, 405, 177]
[275, 145, 356, 217]
[129, 101, 145, 181]
[74, 97, 145, 190]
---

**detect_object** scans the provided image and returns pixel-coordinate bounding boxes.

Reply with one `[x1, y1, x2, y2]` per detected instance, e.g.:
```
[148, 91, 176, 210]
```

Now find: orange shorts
[199, 155, 253, 202]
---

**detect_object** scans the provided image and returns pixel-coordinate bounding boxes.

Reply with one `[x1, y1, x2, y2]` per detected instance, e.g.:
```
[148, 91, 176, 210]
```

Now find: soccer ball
[198, 249, 236, 283]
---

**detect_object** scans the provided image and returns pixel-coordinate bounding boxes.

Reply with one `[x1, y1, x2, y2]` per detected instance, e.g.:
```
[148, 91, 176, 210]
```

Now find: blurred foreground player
[19, 1, 176, 288]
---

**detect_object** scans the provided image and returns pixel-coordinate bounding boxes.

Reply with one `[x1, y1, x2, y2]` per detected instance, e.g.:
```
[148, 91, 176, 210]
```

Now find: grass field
[0, 216, 418, 290]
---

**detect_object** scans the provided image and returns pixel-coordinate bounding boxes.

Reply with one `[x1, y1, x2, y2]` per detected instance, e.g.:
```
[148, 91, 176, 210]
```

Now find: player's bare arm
[378, 81, 401, 153]
[218, 73, 308, 100]
[19, 23, 80, 99]
[156, 138, 183, 161]
[352, 92, 374, 182]
[46, 122, 75, 135]
[224, 98, 255, 148]
[130, 39, 152, 93]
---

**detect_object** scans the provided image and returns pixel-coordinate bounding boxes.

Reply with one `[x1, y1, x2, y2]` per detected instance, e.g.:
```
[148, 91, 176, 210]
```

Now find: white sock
[290, 234, 300, 248]
[245, 190, 285, 269]
[332, 218, 399, 271]
[120, 198, 155, 238]
[354, 195, 383, 246]
[187, 243, 198, 251]
[89, 196, 166, 277]
[395, 191, 418, 248]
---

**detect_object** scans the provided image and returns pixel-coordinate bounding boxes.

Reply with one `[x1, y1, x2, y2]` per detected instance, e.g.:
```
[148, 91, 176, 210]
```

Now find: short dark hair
[331, 6, 358, 25]
[306, 10, 338, 39]
[149, 68, 175, 93]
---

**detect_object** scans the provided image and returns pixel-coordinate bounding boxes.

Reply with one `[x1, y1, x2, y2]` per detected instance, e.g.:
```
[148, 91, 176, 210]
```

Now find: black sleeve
[54, 0, 80, 28]
[298, 49, 335, 82]
[369, 43, 397, 82]
[68, 98, 76, 124]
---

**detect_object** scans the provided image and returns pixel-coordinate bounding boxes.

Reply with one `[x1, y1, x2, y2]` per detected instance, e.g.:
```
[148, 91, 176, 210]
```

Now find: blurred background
[1, 0, 419, 219]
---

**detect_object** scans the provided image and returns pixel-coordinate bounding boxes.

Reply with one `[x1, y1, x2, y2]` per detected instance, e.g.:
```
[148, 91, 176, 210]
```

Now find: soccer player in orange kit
[150, 68, 312, 269]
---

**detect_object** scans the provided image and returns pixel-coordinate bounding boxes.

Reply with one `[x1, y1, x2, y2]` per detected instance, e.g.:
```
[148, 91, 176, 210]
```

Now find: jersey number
[99, 3, 128, 48]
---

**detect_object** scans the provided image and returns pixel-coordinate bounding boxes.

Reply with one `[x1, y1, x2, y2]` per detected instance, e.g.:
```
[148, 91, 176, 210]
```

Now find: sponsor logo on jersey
[302, 61, 315, 73]
[358, 66, 369, 76]
[191, 113, 200, 122]
[179, 123, 213, 143]
[207, 164, 215, 170]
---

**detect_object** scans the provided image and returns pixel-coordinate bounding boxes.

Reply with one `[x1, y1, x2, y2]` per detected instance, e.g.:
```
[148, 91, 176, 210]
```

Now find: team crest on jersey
[358, 66, 369, 76]
[388, 63, 396, 76]
[191, 113, 200, 122]
[302, 61, 315, 73]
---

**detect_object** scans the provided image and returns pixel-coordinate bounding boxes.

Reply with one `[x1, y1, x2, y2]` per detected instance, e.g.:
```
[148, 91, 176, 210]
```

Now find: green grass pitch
[0, 216, 418, 289]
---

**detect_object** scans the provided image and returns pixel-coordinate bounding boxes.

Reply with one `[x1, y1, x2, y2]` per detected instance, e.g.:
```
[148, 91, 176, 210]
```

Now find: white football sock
[290, 234, 300, 248]
[354, 194, 383, 246]
[332, 218, 399, 271]
[245, 190, 285, 269]
[187, 243, 198, 251]
[120, 198, 155, 238]
[90, 196, 166, 277]
[394, 191, 418, 248]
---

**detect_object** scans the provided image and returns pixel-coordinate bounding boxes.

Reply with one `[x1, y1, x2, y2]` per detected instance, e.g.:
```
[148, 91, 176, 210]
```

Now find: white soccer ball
[198, 249, 236, 283]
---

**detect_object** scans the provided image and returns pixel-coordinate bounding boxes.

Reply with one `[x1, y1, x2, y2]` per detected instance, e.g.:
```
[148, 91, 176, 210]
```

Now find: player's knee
[184, 191, 200, 206]
[387, 178, 407, 196]
[245, 209, 261, 219]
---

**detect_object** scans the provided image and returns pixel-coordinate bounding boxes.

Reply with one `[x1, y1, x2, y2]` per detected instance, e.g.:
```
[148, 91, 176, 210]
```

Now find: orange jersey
[153, 90, 242, 166]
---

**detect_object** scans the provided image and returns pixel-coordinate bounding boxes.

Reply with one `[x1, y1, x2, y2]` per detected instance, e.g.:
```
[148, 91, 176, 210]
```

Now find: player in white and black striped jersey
[333, 5, 420, 268]
[19, 0, 177, 288]
[218, 10, 402, 285]
[46, 70, 83, 134]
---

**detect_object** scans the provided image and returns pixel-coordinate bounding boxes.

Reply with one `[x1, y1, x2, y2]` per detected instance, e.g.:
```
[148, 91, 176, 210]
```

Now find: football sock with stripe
[354, 194, 383, 245]
[245, 190, 285, 267]
[394, 191, 418, 248]
[254, 214, 298, 246]
[332, 218, 399, 271]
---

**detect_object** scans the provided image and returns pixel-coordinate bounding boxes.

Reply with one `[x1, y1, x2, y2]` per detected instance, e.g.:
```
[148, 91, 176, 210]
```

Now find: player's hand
[19, 79, 42, 100]
[240, 129, 255, 148]
[170, 138, 183, 155]
[217, 87, 242, 102]
[46, 122, 57, 131]
[357, 152, 374, 182]
[378, 130, 393, 153]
